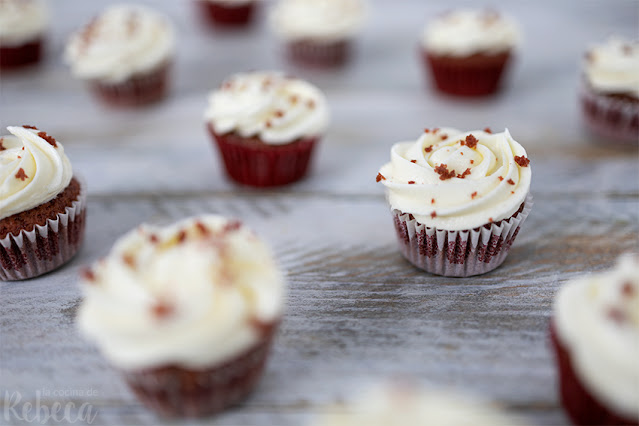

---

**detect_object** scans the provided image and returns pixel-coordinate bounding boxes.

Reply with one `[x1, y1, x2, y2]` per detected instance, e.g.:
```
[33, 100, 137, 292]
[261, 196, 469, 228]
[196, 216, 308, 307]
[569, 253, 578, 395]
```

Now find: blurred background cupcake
[550, 254, 638, 425]
[0, 0, 47, 69]
[65, 4, 175, 107]
[420, 9, 521, 97]
[78, 215, 286, 417]
[196, 0, 260, 28]
[205, 71, 329, 187]
[270, 0, 366, 68]
[579, 38, 638, 146]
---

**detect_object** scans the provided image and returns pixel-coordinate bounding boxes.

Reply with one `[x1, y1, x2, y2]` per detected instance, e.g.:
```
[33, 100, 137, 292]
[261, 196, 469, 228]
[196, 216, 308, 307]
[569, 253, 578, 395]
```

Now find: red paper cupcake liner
[391, 195, 532, 277]
[123, 326, 277, 418]
[422, 50, 512, 97]
[0, 38, 43, 69]
[89, 62, 171, 107]
[579, 83, 639, 146]
[209, 126, 319, 187]
[198, 1, 256, 26]
[549, 322, 637, 425]
[286, 39, 351, 68]
[0, 179, 87, 281]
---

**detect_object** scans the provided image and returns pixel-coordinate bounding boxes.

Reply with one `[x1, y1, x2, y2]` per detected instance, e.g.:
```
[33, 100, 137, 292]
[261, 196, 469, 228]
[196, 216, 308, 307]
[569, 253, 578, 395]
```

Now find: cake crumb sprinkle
[514, 155, 530, 167]
[37, 131, 57, 147]
[376, 173, 386, 182]
[15, 168, 28, 181]
[434, 164, 456, 180]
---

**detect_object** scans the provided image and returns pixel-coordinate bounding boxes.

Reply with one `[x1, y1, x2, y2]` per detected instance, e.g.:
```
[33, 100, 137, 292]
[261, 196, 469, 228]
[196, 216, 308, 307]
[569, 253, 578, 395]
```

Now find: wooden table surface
[1, 1, 638, 425]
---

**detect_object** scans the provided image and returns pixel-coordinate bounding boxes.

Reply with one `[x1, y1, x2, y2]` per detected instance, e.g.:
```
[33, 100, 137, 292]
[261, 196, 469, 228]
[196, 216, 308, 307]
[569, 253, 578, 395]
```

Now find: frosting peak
[584, 37, 639, 98]
[0, 126, 73, 220]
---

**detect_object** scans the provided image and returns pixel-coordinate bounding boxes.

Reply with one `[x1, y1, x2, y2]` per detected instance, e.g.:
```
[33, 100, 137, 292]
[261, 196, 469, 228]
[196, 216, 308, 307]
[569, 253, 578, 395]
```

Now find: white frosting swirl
[0, 0, 47, 46]
[65, 4, 175, 83]
[270, 0, 366, 41]
[378, 128, 531, 231]
[0, 126, 73, 221]
[584, 37, 639, 98]
[205, 71, 329, 145]
[78, 215, 285, 370]
[554, 254, 639, 420]
[422, 9, 520, 56]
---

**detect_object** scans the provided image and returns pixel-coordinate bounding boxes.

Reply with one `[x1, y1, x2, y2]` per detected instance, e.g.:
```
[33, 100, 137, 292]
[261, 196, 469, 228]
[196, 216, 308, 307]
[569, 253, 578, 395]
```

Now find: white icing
[270, 0, 366, 41]
[205, 71, 329, 145]
[0, 126, 73, 220]
[378, 128, 531, 231]
[65, 4, 174, 83]
[78, 215, 285, 370]
[584, 37, 639, 97]
[422, 9, 520, 56]
[0, 0, 47, 46]
[554, 254, 639, 419]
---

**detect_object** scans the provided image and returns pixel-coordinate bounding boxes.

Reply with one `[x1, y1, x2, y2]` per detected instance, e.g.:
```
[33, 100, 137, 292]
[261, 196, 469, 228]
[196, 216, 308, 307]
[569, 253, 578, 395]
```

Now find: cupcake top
[0, 126, 72, 221]
[554, 253, 639, 420]
[422, 9, 520, 57]
[205, 71, 329, 145]
[583, 37, 639, 98]
[0, 0, 47, 47]
[270, 0, 366, 41]
[65, 4, 175, 84]
[315, 384, 525, 426]
[377, 128, 531, 231]
[77, 215, 285, 370]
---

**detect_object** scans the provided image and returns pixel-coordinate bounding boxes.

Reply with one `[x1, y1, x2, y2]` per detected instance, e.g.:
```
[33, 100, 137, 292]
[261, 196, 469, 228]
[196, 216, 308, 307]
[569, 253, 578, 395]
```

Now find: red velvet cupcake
[205, 71, 329, 187]
[64, 5, 175, 107]
[550, 254, 639, 425]
[0, 126, 86, 281]
[197, 0, 258, 27]
[377, 128, 532, 277]
[77, 215, 286, 417]
[420, 9, 520, 97]
[0, 0, 47, 69]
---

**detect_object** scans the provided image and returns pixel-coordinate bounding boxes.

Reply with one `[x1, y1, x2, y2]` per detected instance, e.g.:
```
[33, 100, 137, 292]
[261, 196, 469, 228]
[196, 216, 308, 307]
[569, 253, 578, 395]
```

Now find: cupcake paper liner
[422, 50, 511, 97]
[198, 1, 256, 26]
[579, 84, 639, 146]
[89, 62, 171, 107]
[549, 322, 637, 425]
[287, 39, 351, 68]
[209, 126, 319, 187]
[0, 178, 87, 281]
[0, 38, 43, 69]
[123, 325, 277, 418]
[391, 194, 532, 277]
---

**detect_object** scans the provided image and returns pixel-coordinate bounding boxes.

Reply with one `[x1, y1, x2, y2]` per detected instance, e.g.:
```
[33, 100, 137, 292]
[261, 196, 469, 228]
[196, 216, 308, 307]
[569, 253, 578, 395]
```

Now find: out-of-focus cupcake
[205, 71, 329, 187]
[377, 128, 532, 277]
[65, 4, 175, 107]
[0, 0, 47, 69]
[420, 9, 521, 96]
[314, 383, 527, 426]
[77, 215, 285, 417]
[1, 125, 86, 281]
[580, 38, 639, 146]
[550, 254, 639, 425]
[197, 0, 259, 27]
[270, 0, 366, 68]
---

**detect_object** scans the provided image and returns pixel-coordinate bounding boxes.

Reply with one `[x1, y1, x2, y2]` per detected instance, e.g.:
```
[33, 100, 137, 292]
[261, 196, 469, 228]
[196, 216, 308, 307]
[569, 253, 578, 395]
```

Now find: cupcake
[0, 126, 87, 281]
[65, 4, 175, 107]
[580, 38, 639, 146]
[314, 383, 527, 426]
[270, 0, 366, 68]
[197, 0, 259, 27]
[377, 128, 532, 277]
[77, 215, 285, 417]
[205, 71, 329, 187]
[0, 0, 47, 69]
[420, 9, 521, 96]
[550, 254, 639, 425]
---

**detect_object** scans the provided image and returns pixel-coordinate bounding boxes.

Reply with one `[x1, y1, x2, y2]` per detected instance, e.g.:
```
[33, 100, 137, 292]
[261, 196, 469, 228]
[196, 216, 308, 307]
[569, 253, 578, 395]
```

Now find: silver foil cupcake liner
[392, 194, 533, 277]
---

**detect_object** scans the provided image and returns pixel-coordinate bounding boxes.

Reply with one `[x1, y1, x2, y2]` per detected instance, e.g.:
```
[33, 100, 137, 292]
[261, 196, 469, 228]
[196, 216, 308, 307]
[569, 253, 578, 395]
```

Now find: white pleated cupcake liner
[0, 179, 87, 281]
[392, 195, 533, 277]
[579, 84, 639, 145]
